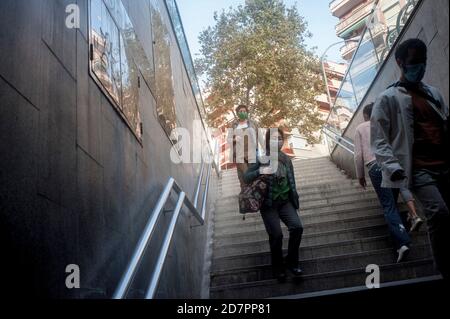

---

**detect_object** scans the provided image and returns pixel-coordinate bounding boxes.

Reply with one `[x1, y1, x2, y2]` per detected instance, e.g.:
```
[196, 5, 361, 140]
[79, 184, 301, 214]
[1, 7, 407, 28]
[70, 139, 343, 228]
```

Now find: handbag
[238, 174, 269, 219]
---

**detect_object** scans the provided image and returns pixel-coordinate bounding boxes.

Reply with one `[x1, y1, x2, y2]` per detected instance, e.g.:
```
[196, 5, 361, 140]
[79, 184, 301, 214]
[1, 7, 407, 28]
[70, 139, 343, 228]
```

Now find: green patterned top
[271, 162, 290, 201]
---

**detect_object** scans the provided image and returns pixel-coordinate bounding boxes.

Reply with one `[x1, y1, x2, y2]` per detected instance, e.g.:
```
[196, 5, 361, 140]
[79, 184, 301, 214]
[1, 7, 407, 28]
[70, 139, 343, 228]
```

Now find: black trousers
[412, 167, 450, 279]
[260, 200, 303, 270]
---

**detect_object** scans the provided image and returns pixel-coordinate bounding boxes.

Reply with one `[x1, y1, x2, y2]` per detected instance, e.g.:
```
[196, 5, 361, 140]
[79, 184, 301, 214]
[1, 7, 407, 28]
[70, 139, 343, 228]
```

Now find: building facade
[286, 60, 346, 159]
[328, 0, 449, 176]
[331, 0, 409, 61]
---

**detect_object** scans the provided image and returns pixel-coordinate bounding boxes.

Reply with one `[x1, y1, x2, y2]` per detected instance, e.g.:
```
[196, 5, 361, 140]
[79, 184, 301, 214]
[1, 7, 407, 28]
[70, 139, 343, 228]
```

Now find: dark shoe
[287, 266, 303, 277]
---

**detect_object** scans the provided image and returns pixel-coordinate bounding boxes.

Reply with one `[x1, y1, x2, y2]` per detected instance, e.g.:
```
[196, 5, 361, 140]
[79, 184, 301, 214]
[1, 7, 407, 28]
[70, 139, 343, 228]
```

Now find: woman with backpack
[243, 128, 304, 282]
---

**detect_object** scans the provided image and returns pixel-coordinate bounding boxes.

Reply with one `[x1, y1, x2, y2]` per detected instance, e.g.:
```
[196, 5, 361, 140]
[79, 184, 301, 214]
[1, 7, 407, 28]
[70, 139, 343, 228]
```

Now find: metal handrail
[146, 191, 186, 299]
[323, 126, 355, 146]
[193, 162, 205, 208]
[322, 127, 355, 155]
[113, 143, 217, 299]
[201, 161, 213, 221]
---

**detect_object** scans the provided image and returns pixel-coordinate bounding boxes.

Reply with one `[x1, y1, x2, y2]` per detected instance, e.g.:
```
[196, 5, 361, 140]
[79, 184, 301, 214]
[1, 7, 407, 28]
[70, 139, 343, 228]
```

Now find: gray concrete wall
[331, 0, 449, 177]
[0, 0, 218, 298]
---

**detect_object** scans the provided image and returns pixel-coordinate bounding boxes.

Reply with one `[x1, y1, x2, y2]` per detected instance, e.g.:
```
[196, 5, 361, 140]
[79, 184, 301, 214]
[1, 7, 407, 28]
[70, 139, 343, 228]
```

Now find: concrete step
[298, 179, 373, 193]
[209, 259, 437, 299]
[215, 213, 386, 237]
[293, 163, 337, 170]
[215, 192, 379, 213]
[215, 197, 382, 218]
[213, 224, 391, 252]
[295, 172, 346, 180]
[219, 158, 333, 177]
[299, 187, 373, 202]
[294, 158, 335, 165]
[220, 172, 349, 188]
[220, 167, 342, 181]
[211, 233, 430, 271]
[220, 164, 340, 180]
[210, 244, 433, 287]
[219, 179, 373, 198]
[219, 184, 374, 202]
[213, 227, 428, 260]
[214, 202, 383, 225]
[296, 178, 357, 189]
[213, 217, 390, 247]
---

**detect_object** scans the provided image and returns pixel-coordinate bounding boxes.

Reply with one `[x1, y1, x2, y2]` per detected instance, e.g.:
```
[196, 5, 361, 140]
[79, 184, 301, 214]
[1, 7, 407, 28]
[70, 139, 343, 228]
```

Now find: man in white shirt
[354, 103, 413, 263]
[227, 105, 261, 189]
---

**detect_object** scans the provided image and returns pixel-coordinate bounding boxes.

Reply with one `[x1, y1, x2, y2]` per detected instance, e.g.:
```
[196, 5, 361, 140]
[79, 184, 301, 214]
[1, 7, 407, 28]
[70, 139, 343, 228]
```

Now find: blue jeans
[368, 163, 411, 249]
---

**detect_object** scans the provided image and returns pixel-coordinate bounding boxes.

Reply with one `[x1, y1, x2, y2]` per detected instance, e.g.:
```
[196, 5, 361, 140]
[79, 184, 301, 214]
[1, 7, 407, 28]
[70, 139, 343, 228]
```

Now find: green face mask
[237, 112, 248, 120]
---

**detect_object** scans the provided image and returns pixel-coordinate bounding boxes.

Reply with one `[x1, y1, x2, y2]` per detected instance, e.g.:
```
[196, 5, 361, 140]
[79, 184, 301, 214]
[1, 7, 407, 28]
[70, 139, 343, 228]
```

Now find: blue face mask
[403, 63, 426, 83]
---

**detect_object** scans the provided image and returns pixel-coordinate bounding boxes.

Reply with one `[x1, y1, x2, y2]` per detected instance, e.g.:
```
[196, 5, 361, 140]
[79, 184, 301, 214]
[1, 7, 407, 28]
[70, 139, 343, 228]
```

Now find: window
[89, 0, 151, 140]
[151, 0, 178, 141]
[382, 0, 402, 27]
[90, 0, 122, 107]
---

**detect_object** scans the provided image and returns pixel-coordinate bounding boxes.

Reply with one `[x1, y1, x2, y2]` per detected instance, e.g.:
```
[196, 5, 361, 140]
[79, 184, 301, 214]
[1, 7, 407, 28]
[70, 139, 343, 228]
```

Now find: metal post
[201, 162, 212, 221]
[320, 37, 360, 111]
[113, 178, 176, 299]
[145, 192, 186, 299]
[193, 162, 205, 208]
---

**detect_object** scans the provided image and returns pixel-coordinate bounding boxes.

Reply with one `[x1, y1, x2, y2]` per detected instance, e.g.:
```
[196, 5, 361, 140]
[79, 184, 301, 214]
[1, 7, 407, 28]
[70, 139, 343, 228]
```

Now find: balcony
[328, 78, 342, 91]
[330, 0, 366, 18]
[324, 61, 347, 78]
[335, 1, 373, 37]
[340, 40, 359, 60]
[316, 93, 330, 105]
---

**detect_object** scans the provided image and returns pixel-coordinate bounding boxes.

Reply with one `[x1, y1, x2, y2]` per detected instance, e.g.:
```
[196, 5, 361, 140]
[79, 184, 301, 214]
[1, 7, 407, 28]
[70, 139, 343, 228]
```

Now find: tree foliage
[195, 0, 325, 143]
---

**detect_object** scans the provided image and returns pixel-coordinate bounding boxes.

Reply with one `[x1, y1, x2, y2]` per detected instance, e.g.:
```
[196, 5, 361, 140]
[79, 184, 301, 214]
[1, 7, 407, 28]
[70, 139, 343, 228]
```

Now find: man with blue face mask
[371, 38, 449, 279]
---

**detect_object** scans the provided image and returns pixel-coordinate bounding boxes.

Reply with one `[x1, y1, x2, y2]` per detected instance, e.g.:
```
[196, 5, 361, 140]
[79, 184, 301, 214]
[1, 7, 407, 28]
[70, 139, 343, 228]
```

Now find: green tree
[196, 0, 325, 143]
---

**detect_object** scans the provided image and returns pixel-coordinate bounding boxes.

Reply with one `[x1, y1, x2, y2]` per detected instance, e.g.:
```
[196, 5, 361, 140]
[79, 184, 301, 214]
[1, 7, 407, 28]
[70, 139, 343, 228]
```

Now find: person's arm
[435, 90, 449, 141]
[353, 127, 365, 181]
[288, 159, 298, 191]
[370, 94, 405, 181]
[243, 162, 261, 184]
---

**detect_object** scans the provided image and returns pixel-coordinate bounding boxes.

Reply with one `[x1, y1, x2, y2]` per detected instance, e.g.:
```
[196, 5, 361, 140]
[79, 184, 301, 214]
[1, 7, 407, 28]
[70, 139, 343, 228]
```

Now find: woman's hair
[265, 128, 285, 154]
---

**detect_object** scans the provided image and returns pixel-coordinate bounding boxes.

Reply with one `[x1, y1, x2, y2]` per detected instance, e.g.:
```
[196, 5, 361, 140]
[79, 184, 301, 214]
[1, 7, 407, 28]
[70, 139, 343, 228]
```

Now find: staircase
[209, 156, 439, 299]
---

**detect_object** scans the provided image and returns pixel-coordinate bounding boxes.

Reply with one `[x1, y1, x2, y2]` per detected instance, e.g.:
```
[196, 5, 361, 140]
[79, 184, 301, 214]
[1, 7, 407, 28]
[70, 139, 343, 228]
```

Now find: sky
[176, 0, 344, 64]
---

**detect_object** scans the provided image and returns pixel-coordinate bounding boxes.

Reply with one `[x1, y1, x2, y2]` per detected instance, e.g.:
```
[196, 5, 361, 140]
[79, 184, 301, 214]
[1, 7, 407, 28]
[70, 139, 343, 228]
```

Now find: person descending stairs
[209, 156, 438, 299]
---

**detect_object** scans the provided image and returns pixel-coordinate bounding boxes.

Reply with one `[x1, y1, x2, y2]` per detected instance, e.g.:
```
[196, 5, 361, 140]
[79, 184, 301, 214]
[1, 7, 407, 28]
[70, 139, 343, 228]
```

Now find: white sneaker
[397, 245, 410, 263]
[409, 217, 424, 233]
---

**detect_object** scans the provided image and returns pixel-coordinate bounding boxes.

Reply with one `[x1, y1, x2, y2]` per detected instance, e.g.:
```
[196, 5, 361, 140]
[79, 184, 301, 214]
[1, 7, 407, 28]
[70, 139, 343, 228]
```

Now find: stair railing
[322, 126, 355, 155]
[113, 141, 219, 299]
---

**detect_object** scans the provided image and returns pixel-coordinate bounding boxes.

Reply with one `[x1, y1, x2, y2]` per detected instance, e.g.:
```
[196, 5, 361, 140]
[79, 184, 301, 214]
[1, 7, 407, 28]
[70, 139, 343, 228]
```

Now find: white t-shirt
[235, 121, 249, 130]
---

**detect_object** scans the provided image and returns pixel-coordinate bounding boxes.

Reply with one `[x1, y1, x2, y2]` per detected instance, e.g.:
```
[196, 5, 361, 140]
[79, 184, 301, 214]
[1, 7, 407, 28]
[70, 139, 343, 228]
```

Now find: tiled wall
[0, 0, 217, 298]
